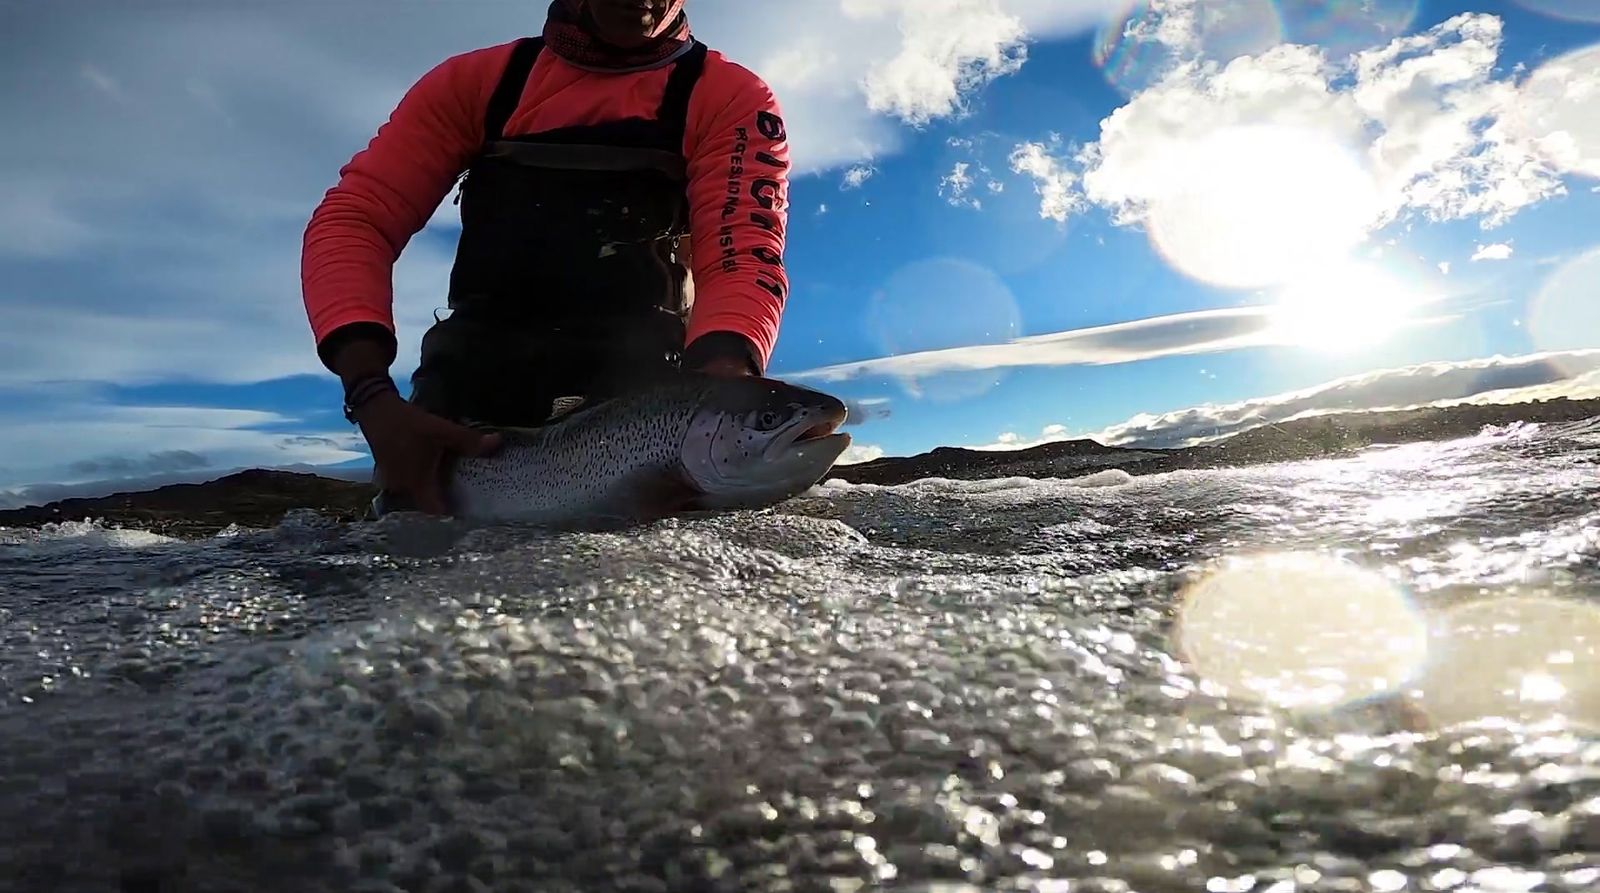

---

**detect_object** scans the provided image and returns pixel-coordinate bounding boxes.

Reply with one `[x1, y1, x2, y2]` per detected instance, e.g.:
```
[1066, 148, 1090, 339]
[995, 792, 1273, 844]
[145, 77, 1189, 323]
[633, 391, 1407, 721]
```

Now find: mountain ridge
[4, 396, 1596, 537]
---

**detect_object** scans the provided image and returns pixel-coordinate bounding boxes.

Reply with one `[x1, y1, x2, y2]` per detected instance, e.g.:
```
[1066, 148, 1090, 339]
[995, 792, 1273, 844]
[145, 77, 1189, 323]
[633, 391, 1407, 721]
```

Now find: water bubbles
[1410, 595, 1600, 731]
[1528, 247, 1600, 376]
[1175, 552, 1428, 711]
[1512, 1, 1600, 23]
[865, 257, 1022, 402]
[1094, 0, 1283, 95]
[6, 417, 1600, 888]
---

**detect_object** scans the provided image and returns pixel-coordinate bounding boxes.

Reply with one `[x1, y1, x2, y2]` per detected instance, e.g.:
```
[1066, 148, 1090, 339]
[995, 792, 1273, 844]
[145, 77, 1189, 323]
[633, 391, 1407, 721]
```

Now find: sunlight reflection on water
[1411, 595, 1600, 731]
[1175, 551, 1429, 712]
[4, 416, 1600, 890]
[1176, 553, 1600, 732]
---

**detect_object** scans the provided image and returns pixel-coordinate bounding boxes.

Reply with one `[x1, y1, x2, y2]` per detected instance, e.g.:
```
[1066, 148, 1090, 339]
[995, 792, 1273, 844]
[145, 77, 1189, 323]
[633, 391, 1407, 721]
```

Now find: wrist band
[343, 374, 399, 423]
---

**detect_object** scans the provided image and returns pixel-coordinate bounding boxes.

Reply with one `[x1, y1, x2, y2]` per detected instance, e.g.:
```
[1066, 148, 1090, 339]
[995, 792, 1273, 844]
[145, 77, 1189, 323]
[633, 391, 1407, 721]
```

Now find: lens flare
[1094, 0, 1283, 96]
[1410, 595, 1600, 731]
[1278, 0, 1419, 60]
[1529, 247, 1600, 377]
[1146, 125, 1381, 289]
[1268, 262, 1429, 352]
[1176, 552, 1428, 712]
[867, 257, 1022, 402]
[1511, 1, 1600, 24]
[1509, 43, 1600, 181]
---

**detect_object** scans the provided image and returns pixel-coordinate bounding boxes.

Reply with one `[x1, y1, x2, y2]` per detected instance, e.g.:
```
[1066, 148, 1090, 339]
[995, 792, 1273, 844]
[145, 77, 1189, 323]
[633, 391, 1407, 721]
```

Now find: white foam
[810, 468, 1135, 498]
[0, 519, 181, 552]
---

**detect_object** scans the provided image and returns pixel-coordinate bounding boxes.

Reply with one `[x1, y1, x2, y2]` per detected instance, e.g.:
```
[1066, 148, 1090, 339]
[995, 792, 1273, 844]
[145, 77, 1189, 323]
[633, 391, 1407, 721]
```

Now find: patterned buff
[543, 0, 692, 72]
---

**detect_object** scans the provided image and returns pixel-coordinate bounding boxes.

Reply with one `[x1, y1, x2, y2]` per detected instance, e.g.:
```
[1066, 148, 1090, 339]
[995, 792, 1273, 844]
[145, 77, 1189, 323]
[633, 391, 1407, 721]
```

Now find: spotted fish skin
[444, 372, 851, 527]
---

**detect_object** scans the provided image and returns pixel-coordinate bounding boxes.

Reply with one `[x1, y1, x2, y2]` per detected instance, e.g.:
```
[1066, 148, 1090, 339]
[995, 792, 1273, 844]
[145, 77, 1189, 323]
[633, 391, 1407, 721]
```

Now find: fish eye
[754, 409, 784, 430]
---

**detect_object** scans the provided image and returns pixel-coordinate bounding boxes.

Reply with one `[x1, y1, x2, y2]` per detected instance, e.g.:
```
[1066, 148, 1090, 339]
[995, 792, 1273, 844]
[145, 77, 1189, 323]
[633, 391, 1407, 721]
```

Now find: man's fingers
[412, 473, 449, 516]
[466, 431, 504, 458]
[428, 416, 503, 458]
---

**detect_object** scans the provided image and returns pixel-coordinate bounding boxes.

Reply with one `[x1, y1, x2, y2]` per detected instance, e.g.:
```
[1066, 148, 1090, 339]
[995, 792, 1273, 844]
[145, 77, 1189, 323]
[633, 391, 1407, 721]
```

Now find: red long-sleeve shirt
[301, 39, 791, 372]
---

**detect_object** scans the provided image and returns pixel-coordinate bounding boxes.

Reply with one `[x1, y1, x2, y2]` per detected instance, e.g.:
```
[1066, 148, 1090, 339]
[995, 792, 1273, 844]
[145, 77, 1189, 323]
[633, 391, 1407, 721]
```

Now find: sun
[1267, 263, 1430, 353]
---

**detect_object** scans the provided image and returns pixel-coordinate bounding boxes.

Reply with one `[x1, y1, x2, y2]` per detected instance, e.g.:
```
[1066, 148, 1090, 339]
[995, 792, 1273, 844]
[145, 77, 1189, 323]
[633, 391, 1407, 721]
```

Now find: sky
[1, 0, 1599, 505]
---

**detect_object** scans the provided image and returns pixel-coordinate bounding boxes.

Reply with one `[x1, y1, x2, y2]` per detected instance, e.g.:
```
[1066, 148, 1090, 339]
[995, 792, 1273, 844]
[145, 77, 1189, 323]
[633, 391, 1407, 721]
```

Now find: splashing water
[1, 421, 1599, 891]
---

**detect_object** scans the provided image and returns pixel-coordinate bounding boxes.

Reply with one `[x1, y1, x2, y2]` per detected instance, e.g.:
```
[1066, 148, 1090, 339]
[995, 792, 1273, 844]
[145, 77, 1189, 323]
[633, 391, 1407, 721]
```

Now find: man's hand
[354, 392, 503, 515]
[330, 334, 501, 516]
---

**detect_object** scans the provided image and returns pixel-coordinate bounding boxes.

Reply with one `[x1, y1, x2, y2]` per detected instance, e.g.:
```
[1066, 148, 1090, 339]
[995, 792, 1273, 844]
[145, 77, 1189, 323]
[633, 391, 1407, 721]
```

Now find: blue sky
[2, 0, 1599, 504]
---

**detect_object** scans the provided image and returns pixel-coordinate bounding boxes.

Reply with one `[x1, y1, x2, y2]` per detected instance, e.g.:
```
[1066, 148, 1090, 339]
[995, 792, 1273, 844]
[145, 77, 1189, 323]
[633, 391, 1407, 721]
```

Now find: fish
[437, 371, 852, 526]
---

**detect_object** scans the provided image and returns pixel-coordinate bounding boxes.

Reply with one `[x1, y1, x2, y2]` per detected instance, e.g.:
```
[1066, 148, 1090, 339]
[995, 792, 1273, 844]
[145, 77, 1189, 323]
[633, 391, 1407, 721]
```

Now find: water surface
[1, 421, 1597, 892]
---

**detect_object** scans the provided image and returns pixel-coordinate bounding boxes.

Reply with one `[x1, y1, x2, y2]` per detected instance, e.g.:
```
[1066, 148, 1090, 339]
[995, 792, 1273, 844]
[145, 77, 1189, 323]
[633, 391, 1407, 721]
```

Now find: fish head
[680, 375, 852, 510]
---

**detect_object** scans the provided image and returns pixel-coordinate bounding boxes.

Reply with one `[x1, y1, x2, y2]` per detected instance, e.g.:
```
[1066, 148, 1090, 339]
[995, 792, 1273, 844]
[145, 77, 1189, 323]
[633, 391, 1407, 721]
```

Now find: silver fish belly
[445, 380, 706, 526]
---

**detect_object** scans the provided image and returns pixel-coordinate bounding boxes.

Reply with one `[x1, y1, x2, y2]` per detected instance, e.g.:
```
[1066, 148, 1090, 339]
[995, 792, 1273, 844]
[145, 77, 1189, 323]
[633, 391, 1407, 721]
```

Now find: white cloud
[940, 162, 982, 208]
[1472, 242, 1514, 262]
[1439, 261, 1452, 275]
[795, 306, 1293, 384]
[1075, 13, 1578, 290]
[0, 0, 1121, 401]
[80, 64, 123, 100]
[700, 0, 1117, 172]
[972, 424, 1073, 452]
[0, 401, 366, 495]
[1090, 350, 1600, 448]
[842, 397, 894, 426]
[1092, 0, 1285, 96]
[1008, 139, 1081, 222]
[1504, 43, 1600, 181]
[1465, 367, 1600, 405]
[836, 444, 887, 466]
[0, 307, 317, 386]
[842, 165, 877, 189]
[850, 0, 1030, 125]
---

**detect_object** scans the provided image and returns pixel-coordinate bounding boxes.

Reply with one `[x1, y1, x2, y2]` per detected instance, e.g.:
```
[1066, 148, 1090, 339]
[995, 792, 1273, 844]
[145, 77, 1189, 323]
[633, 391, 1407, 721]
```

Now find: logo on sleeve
[756, 111, 786, 143]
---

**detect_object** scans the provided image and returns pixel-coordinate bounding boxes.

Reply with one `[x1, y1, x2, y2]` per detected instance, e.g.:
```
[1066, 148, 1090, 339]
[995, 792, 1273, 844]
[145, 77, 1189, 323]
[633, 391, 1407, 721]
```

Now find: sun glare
[1147, 125, 1381, 290]
[1268, 263, 1428, 352]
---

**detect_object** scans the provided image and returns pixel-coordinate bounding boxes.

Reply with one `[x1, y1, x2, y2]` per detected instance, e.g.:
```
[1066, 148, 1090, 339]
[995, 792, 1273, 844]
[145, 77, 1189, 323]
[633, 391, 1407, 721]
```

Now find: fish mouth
[775, 404, 851, 455]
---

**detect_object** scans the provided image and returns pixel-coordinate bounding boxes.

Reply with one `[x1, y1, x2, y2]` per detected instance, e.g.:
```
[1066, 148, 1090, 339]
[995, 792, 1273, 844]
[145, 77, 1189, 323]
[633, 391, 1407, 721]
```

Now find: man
[301, 0, 791, 514]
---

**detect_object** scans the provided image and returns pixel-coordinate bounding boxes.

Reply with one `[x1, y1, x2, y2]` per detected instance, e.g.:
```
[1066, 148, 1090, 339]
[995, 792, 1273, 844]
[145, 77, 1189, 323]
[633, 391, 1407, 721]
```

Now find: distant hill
[830, 397, 1600, 485]
[4, 397, 1597, 537]
[0, 468, 376, 538]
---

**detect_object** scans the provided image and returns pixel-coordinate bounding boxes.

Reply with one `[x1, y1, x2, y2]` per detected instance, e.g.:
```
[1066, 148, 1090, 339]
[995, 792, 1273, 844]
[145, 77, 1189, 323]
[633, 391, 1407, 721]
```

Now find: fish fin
[548, 395, 586, 420]
[610, 466, 703, 522]
[473, 425, 548, 447]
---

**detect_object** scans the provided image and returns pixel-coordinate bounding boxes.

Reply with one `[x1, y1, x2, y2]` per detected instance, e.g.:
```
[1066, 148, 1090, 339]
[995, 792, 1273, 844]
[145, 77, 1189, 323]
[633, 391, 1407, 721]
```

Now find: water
[1, 421, 1598, 892]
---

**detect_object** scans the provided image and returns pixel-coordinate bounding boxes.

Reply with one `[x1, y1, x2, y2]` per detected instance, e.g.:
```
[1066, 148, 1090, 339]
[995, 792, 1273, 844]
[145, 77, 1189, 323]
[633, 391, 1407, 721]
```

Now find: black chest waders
[409, 36, 709, 428]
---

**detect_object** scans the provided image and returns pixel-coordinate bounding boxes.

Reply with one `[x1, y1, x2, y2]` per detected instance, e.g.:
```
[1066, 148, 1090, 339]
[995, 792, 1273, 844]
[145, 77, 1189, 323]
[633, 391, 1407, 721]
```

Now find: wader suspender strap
[485, 37, 546, 141]
[483, 37, 708, 149]
[656, 41, 708, 150]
